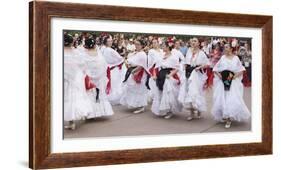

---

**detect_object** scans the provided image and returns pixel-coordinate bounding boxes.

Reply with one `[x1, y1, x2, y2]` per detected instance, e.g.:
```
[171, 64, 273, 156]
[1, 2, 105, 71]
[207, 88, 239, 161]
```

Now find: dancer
[83, 37, 114, 119]
[172, 40, 186, 79]
[178, 37, 209, 121]
[64, 33, 92, 130]
[147, 39, 164, 101]
[101, 36, 125, 105]
[211, 43, 250, 128]
[120, 39, 150, 114]
[151, 41, 182, 119]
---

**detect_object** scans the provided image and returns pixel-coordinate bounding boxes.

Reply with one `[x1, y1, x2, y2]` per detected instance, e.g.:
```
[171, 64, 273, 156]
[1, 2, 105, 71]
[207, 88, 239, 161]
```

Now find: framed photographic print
[29, 1, 272, 169]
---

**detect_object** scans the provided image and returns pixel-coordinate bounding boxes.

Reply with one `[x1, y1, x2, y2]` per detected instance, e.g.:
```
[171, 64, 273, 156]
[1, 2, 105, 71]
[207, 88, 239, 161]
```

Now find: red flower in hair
[167, 37, 174, 43]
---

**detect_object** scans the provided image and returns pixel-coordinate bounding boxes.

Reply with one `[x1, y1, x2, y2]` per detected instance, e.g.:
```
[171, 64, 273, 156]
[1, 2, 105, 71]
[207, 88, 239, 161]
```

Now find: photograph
[63, 30, 252, 139]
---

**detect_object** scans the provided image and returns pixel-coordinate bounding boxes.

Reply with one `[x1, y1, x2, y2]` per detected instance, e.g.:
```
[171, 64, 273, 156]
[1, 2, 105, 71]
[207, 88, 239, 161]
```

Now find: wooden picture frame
[29, 1, 272, 169]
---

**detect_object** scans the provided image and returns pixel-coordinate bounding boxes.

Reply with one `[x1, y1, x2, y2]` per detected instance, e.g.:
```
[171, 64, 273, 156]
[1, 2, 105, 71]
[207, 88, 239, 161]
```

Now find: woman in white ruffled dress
[147, 39, 164, 102]
[83, 37, 114, 119]
[120, 39, 150, 114]
[101, 36, 125, 105]
[151, 41, 182, 119]
[64, 34, 92, 130]
[178, 37, 209, 121]
[172, 40, 185, 79]
[211, 43, 250, 128]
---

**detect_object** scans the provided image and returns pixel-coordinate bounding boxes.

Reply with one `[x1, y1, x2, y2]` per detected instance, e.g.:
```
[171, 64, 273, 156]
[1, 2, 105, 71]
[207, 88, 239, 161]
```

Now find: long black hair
[84, 37, 96, 49]
[102, 35, 111, 45]
[64, 33, 73, 47]
[136, 39, 146, 48]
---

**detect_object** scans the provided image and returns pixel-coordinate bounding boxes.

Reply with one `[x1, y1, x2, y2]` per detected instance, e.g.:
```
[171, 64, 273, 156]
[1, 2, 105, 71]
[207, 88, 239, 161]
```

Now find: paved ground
[64, 87, 251, 139]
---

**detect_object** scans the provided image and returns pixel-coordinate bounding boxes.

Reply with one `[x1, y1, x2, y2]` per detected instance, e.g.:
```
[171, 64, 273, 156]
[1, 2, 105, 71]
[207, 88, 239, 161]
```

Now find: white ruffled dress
[147, 48, 164, 100]
[84, 50, 114, 118]
[151, 53, 183, 116]
[120, 51, 149, 108]
[211, 55, 251, 122]
[178, 50, 209, 112]
[172, 49, 185, 79]
[101, 46, 125, 105]
[64, 47, 93, 121]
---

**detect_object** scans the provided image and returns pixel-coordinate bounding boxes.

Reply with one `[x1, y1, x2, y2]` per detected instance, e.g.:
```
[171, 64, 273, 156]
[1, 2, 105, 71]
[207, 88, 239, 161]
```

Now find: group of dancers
[64, 32, 250, 130]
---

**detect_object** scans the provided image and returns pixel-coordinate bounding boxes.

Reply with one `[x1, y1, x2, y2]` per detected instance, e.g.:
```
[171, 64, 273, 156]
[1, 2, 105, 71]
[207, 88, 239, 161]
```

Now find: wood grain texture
[29, 1, 273, 169]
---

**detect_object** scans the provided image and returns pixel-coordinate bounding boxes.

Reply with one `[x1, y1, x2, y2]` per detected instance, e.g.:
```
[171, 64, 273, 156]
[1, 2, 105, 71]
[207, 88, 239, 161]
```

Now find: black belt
[185, 64, 204, 79]
[95, 88, 100, 102]
[220, 70, 234, 91]
[123, 66, 137, 83]
[156, 68, 173, 91]
[123, 66, 150, 90]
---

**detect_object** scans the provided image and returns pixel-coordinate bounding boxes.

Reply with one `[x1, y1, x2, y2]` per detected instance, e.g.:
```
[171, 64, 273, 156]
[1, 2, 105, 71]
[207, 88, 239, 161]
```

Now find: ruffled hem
[178, 71, 207, 112]
[211, 77, 251, 122]
[212, 109, 250, 122]
[120, 75, 148, 108]
[64, 87, 93, 121]
[64, 110, 90, 122]
[87, 101, 114, 119]
[151, 78, 182, 116]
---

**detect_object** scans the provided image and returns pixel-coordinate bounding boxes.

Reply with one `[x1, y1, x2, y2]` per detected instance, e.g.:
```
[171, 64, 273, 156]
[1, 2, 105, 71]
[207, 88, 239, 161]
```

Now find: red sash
[85, 75, 96, 90]
[172, 74, 181, 85]
[242, 70, 251, 87]
[205, 67, 214, 89]
[149, 67, 154, 75]
[106, 67, 111, 94]
[106, 63, 123, 94]
[133, 68, 145, 84]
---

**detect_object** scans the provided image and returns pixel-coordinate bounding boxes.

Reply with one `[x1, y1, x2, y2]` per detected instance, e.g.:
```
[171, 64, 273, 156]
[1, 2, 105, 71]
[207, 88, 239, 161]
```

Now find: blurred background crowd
[64, 31, 252, 87]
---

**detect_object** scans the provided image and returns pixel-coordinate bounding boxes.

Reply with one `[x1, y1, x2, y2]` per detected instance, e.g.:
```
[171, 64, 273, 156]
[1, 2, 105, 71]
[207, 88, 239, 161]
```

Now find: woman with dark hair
[120, 39, 150, 113]
[147, 39, 164, 101]
[83, 37, 114, 119]
[101, 35, 125, 105]
[151, 41, 182, 119]
[178, 37, 209, 121]
[212, 43, 250, 128]
[64, 33, 92, 130]
[172, 40, 185, 79]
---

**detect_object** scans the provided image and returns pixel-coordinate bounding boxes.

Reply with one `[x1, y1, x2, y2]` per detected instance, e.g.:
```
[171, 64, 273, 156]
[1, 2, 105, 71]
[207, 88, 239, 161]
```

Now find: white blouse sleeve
[200, 51, 210, 65]
[212, 56, 223, 72]
[180, 53, 185, 61]
[172, 55, 180, 70]
[184, 52, 191, 65]
[147, 50, 155, 68]
[109, 48, 124, 66]
[111, 48, 123, 61]
[235, 56, 246, 72]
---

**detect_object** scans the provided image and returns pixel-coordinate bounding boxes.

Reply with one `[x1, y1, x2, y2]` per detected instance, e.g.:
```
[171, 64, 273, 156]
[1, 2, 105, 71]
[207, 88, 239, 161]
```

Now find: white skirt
[107, 66, 124, 105]
[120, 73, 149, 108]
[211, 76, 251, 122]
[147, 77, 158, 102]
[151, 78, 182, 116]
[178, 70, 207, 112]
[86, 87, 114, 119]
[64, 71, 93, 122]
